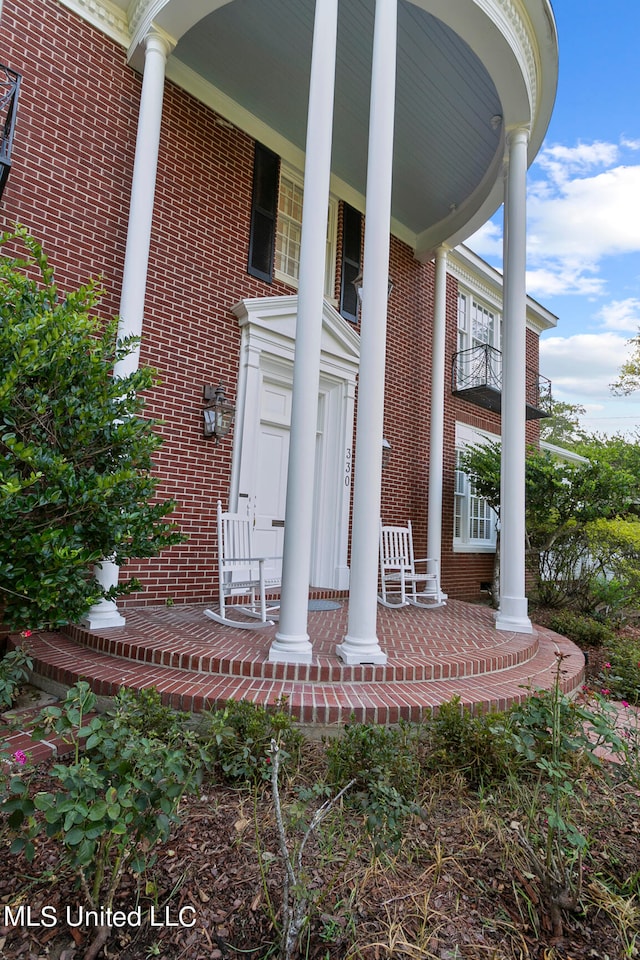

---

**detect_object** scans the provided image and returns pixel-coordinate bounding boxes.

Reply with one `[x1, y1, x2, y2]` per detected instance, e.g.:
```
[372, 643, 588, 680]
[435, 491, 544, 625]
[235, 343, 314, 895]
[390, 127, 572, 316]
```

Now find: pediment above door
[231, 295, 360, 374]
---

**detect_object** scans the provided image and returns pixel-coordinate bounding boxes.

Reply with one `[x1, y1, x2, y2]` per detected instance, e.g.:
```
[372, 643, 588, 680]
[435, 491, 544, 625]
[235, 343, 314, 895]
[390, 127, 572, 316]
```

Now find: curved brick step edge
[61, 618, 541, 684]
[9, 628, 585, 727]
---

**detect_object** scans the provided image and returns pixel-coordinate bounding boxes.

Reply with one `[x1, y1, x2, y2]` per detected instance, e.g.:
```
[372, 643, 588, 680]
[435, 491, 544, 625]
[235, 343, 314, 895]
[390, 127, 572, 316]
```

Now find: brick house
[0, 0, 559, 665]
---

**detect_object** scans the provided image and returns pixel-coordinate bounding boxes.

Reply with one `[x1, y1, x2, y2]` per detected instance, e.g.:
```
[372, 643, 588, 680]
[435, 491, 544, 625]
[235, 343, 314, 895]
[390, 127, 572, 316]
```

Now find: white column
[269, 0, 338, 664]
[427, 245, 448, 587]
[337, 0, 397, 665]
[81, 32, 169, 630]
[496, 126, 532, 634]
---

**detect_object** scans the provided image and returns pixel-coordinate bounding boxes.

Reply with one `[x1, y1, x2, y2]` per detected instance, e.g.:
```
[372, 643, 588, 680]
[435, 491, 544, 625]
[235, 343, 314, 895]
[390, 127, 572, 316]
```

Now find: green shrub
[201, 698, 303, 784]
[110, 686, 191, 744]
[3, 680, 200, 927]
[548, 610, 616, 649]
[0, 645, 33, 708]
[424, 697, 514, 787]
[601, 637, 640, 705]
[324, 720, 422, 855]
[0, 228, 184, 630]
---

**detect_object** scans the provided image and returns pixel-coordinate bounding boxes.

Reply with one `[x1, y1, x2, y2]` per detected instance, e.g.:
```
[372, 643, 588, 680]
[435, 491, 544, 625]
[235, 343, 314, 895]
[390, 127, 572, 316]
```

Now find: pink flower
[601, 688, 610, 696]
[621, 701, 630, 709]
[604, 662, 611, 669]
[20, 629, 32, 638]
[13, 750, 26, 765]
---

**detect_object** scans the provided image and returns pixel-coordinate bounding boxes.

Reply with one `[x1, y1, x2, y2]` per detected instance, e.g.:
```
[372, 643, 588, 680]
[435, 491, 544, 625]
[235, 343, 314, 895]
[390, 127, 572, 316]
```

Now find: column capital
[143, 27, 175, 59]
[506, 124, 530, 148]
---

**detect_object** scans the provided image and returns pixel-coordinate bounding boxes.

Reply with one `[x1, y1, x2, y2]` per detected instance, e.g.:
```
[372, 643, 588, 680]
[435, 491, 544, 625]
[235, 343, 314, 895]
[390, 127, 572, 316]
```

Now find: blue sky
[467, 1, 640, 437]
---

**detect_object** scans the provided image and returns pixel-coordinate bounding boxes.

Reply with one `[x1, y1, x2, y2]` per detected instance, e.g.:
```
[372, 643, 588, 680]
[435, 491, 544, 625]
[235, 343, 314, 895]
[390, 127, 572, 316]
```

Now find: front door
[230, 296, 359, 592]
[252, 376, 291, 582]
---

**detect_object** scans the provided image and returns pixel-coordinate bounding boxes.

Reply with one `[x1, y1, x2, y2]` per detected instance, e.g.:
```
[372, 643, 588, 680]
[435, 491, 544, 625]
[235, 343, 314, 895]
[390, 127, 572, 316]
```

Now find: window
[456, 290, 502, 390]
[457, 291, 501, 352]
[454, 424, 498, 552]
[274, 163, 337, 299]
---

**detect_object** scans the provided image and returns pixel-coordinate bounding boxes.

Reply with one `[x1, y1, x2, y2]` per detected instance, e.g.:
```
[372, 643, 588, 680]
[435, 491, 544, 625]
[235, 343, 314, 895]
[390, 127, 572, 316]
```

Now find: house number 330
[344, 448, 352, 486]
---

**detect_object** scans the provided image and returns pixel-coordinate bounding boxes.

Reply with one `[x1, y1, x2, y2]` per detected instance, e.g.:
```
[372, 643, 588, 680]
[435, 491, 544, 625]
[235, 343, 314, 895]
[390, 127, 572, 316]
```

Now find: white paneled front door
[230, 296, 359, 592]
[252, 376, 291, 582]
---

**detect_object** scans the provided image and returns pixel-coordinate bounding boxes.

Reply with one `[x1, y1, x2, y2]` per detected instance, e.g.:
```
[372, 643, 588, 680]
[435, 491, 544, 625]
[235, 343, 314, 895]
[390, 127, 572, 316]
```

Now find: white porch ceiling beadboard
[175, 0, 503, 238]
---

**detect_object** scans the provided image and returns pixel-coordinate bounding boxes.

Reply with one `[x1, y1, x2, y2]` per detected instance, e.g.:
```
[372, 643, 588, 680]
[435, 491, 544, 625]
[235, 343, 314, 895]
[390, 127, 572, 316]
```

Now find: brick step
[61, 604, 542, 683]
[1, 701, 99, 766]
[11, 625, 584, 726]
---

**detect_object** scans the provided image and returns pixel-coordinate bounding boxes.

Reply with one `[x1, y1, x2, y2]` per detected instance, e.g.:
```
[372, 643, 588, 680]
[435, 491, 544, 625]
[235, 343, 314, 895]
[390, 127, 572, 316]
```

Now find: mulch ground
[1, 636, 639, 960]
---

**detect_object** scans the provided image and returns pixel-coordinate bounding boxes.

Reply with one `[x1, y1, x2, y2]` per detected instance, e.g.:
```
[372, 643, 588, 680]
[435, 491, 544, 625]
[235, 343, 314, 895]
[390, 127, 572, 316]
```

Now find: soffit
[174, 0, 503, 240]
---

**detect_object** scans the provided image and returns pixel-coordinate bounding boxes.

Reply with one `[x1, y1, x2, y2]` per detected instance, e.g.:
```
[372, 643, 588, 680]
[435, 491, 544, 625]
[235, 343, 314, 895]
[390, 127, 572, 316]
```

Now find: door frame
[229, 295, 360, 590]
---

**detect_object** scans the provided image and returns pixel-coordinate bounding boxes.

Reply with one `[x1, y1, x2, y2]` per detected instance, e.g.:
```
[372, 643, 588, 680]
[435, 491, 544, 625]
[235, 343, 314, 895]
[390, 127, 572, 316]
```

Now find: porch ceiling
[122, 0, 556, 254]
[174, 0, 503, 245]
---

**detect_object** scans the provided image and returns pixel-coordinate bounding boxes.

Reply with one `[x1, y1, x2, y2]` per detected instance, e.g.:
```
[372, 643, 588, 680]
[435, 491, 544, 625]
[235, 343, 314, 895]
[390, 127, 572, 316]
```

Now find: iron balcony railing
[0, 63, 21, 202]
[452, 343, 552, 420]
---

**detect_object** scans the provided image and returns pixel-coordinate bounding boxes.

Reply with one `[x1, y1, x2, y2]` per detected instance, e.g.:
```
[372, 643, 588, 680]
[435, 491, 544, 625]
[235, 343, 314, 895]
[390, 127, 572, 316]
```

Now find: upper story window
[457, 290, 501, 352]
[274, 163, 338, 299]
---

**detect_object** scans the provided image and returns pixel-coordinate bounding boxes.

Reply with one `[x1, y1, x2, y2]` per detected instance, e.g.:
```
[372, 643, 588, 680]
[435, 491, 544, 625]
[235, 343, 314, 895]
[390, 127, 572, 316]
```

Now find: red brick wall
[1, 0, 541, 605]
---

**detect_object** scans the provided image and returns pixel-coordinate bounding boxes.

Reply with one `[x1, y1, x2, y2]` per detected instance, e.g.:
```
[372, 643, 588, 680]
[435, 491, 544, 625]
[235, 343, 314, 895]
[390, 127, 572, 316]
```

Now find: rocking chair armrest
[222, 555, 282, 564]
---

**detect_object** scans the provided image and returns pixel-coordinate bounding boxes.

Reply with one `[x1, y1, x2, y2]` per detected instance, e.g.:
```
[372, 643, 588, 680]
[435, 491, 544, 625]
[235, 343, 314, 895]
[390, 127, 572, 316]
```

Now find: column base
[80, 599, 126, 630]
[336, 636, 388, 665]
[269, 633, 314, 665]
[495, 596, 532, 634]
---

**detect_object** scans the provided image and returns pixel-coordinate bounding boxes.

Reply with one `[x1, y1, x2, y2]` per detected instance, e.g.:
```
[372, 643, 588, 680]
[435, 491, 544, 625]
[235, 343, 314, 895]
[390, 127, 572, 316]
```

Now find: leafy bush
[202, 698, 303, 783]
[0, 645, 33, 708]
[508, 679, 621, 770]
[110, 686, 191, 744]
[0, 228, 184, 630]
[324, 720, 422, 855]
[600, 637, 640, 705]
[548, 610, 616, 649]
[424, 697, 514, 787]
[3, 682, 200, 919]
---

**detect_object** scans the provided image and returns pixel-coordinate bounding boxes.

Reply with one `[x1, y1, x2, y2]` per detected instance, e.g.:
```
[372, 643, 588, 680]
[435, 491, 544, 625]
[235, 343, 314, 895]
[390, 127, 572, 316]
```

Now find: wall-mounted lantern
[203, 383, 235, 443]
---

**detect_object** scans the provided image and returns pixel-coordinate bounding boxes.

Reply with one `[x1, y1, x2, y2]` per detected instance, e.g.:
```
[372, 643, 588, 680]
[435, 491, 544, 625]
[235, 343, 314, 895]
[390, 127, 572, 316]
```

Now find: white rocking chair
[204, 500, 281, 629]
[378, 520, 445, 609]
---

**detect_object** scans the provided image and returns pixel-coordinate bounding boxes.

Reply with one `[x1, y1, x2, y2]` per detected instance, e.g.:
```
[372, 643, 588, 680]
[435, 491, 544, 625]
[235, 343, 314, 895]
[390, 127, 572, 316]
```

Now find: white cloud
[539, 332, 632, 399]
[533, 141, 619, 188]
[528, 165, 640, 263]
[464, 220, 502, 260]
[540, 332, 640, 437]
[519, 140, 640, 299]
[596, 298, 640, 332]
[526, 264, 604, 299]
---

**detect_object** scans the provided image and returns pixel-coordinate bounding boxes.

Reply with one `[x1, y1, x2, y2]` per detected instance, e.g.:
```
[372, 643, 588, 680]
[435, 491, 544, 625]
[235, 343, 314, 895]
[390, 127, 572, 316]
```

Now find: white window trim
[457, 287, 502, 352]
[454, 422, 499, 554]
[274, 162, 338, 301]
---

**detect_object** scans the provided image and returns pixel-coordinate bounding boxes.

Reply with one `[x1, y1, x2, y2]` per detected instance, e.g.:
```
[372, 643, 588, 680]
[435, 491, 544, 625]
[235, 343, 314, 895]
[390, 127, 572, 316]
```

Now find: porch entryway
[230, 295, 358, 592]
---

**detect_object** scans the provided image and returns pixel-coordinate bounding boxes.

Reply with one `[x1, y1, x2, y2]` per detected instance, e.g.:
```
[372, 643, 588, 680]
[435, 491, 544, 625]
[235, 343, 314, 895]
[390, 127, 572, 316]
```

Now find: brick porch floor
[7, 599, 584, 729]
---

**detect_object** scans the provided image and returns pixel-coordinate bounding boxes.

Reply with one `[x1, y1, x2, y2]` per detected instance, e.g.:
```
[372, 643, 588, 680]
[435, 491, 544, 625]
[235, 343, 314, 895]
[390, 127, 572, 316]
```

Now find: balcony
[452, 344, 551, 420]
[0, 64, 21, 202]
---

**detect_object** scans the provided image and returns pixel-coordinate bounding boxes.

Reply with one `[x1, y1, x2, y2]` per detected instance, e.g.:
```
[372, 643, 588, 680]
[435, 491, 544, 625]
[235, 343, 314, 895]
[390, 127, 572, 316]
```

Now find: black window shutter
[340, 203, 362, 323]
[248, 143, 279, 282]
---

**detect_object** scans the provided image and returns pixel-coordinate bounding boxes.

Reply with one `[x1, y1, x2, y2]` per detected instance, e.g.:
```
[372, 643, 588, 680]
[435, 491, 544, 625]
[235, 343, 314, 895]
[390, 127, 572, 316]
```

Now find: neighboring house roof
[540, 440, 589, 464]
